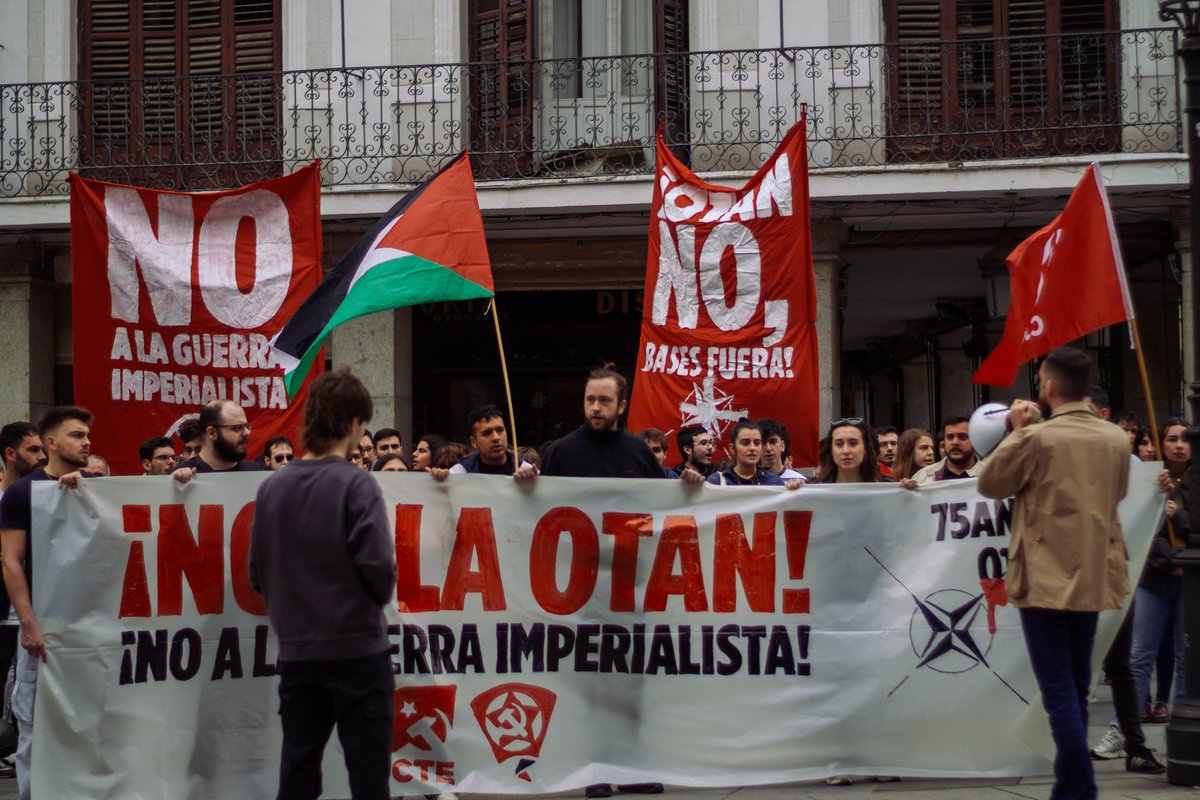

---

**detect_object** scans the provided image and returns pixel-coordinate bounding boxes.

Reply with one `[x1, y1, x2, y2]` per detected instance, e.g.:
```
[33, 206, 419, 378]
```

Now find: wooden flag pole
[489, 298, 519, 463]
[1129, 318, 1178, 545]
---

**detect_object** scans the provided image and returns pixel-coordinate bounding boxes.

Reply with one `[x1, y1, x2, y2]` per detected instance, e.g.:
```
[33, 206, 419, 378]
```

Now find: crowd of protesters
[0, 356, 1187, 798]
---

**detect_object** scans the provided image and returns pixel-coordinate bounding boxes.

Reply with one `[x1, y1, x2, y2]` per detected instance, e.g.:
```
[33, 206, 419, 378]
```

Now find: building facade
[0, 0, 1186, 451]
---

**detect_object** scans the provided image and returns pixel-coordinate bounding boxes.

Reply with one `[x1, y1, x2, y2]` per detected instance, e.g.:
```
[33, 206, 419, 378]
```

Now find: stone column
[0, 242, 55, 423]
[330, 307, 413, 450]
[812, 217, 848, 428]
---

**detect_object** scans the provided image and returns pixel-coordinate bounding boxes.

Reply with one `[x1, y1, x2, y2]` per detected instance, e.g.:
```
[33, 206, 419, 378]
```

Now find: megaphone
[969, 403, 1010, 459]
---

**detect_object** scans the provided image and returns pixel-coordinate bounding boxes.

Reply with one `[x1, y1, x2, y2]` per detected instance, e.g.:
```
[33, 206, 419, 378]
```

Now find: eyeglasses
[213, 423, 251, 434]
[830, 418, 864, 427]
[273, 453, 294, 464]
[150, 454, 175, 462]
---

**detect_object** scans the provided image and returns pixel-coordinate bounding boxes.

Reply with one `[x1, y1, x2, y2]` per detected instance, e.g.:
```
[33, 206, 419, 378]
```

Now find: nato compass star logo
[863, 547, 1026, 704]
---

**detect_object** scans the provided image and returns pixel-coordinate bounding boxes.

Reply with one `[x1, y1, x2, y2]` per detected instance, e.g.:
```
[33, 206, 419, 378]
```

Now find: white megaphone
[969, 403, 1011, 459]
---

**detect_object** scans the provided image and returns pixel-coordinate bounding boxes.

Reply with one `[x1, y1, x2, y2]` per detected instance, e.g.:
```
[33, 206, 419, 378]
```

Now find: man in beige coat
[978, 346, 1131, 800]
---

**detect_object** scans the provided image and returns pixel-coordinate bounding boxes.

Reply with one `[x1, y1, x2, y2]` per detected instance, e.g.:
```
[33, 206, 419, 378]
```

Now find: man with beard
[172, 400, 266, 482]
[913, 415, 981, 485]
[372, 427, 403, 461]
[672, 424, 714, 478]
[0, 407, 98, 799]
[979, 347, 1133, 798]
[540, 367, 700, 798]
[444, 405, 536, 477]
[0, 424, 44, 493]
[138, 436, 176, 476]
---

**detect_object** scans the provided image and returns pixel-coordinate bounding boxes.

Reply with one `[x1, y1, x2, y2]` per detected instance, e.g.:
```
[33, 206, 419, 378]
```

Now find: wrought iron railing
[0, 28, 1180, 197]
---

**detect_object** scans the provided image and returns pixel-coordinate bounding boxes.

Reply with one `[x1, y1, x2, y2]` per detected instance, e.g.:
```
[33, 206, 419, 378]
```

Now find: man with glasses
[913, 414, 981, 485]
[172, 400, 266, 482]
[261, 436, 295, 471]
[672, 425, 714, 478]
[138, 436, 176, 476]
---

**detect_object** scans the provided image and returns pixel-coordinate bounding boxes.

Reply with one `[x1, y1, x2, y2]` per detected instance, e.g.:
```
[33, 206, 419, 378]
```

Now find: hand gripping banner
[69, 165, 324, 474]
[628, 119, 819, 465]
[29, 465, 1163, 797]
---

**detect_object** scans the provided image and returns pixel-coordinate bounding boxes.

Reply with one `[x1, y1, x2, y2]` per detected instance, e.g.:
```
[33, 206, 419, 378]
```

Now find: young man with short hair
[757, 418, 805, 481]
[260, 436, 295, 471]
[138, 436, 176, 476]
[979, 347, 1135, 795]
[875, 425, 899, 475]
[672, 425, 714, 478]
[176, 418, 203, 467]
[0, 406, 97, 799]
[372, 427, 403, 459]
[250, 368, 397, 800]
[444, 405, 536, 478]
[0, 424, 44, 492]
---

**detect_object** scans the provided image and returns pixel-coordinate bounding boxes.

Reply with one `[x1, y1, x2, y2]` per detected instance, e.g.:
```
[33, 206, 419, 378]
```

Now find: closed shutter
[884, 0, 1117, 162]
[886, 0, 947, 159]
[80, 0, 280, 188]
[468, 0, 535, 178]
[654, 0, 689, 160]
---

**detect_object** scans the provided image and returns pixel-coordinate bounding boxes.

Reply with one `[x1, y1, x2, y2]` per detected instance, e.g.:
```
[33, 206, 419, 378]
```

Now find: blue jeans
[1129, 584, 1185, 710]
[1020, 607, 1098, 800]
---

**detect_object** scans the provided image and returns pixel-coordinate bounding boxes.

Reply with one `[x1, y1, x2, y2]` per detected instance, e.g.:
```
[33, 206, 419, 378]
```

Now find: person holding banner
[977, 347, 1131, 800]
[171, 400, 266, 481]
[816, 419, 890, 485]
[706, 420, 802, 488]
[0, 406, 98, 800]
[250, 368, 397, 800]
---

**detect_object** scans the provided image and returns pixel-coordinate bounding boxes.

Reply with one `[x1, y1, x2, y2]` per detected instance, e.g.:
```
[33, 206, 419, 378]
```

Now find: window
[80, 0, 281, 188]
[884, 0, 1119, 161]
[467, 0, 688, 178]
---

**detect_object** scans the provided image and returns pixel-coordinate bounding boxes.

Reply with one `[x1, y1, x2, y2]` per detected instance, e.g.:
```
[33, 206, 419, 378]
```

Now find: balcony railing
[0, 28, 1180, 197]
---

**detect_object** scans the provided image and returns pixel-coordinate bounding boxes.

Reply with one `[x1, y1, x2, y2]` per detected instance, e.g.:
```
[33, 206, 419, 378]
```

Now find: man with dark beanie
[250, 367, 397, 800]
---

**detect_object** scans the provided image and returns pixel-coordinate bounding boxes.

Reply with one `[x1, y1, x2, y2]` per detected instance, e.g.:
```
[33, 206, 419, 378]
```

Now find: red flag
[973, 164, 1132, 386]
[69, 164, 324, 475]
[627, 119, 819, 465]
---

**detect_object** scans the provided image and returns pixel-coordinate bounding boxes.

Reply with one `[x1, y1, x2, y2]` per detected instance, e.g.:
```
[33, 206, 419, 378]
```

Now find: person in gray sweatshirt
[250, 367, 397, 800]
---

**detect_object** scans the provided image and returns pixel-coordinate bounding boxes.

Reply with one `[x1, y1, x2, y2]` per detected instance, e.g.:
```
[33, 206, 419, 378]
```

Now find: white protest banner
[31, 463, 1163, 798]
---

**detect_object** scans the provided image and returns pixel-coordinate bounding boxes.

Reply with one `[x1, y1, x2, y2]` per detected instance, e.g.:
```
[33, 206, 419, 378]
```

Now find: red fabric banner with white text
[628, 121, 819, 464]
[69, 165, 324, 474]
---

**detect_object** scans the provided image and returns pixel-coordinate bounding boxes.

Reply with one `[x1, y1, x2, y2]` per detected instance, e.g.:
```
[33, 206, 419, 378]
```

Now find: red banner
[628, 122, 819, 465]
[972, 164, 1133, 387]
[70, 164, 324, 475]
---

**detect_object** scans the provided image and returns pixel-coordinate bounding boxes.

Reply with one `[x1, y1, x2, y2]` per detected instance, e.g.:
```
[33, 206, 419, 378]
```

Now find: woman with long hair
[1114, 420, 1190, 737]
[707, 420, 800, 488]
[892, 428, 936, 481]
[1133, 427, 1157, 462]
[817, 418, 883, 484]
[411, 434, 445, 472]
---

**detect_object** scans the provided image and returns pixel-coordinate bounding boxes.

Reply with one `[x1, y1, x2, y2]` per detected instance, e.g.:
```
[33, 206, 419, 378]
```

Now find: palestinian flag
[272, 152, 494, 396]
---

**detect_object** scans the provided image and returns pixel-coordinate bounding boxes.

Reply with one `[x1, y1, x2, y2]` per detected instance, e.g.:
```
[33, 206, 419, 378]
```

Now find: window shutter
[653, 0, 689, 154]
[468, 0, 535, 178]
[888, 0, 946, 151]
[80, 0, 280, 186]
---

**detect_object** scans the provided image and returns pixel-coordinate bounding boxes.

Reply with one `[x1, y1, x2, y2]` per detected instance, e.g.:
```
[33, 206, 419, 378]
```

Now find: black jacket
[540, 425, 664, 479]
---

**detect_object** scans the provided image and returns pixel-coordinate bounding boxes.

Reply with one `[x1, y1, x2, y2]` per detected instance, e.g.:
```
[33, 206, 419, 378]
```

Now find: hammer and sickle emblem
[494, 703, 530, 741]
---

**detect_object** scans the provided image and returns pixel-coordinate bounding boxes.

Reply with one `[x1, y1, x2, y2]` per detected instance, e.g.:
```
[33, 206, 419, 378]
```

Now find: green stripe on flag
[283, 254, 494, 397]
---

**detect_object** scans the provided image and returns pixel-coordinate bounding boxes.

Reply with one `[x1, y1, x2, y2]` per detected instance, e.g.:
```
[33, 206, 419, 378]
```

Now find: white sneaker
[1091, 725, 1124, 760]
[823, 775, 852, 786]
